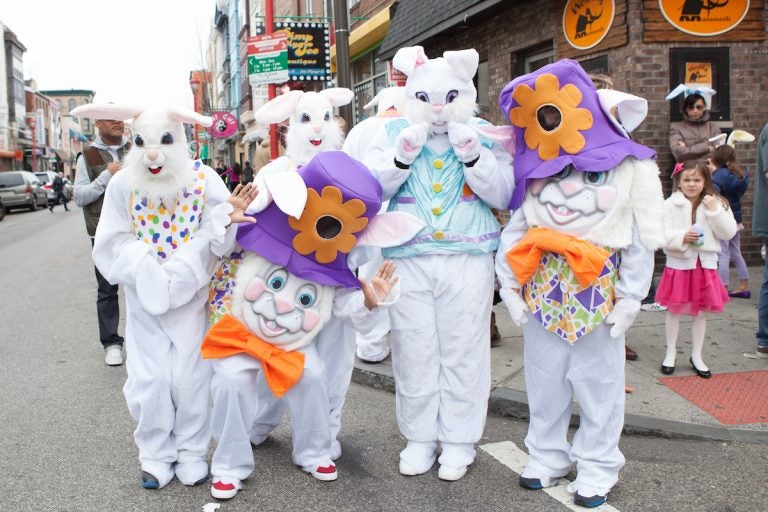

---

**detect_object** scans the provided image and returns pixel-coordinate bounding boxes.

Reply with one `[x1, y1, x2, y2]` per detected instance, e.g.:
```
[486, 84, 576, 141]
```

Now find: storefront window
[669, 47, 730, 122]
[351, 49, 388, 123]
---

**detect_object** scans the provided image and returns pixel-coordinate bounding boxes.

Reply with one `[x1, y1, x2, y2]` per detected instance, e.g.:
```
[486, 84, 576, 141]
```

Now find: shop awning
[330, 6, 392, 67]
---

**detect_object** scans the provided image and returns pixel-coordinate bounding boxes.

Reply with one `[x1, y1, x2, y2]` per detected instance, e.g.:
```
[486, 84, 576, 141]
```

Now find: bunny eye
[324, 111, 331, 122]
[133, 134, 145, 147]
[267, 268, 288, 291]
[584, 172, 606, 185]
[300, 113, 311, 123]
[415, 91, 429, 103]
[296, 284, 317, 307]
[446, 90, 459, 103]
[161, 132, 174, 145]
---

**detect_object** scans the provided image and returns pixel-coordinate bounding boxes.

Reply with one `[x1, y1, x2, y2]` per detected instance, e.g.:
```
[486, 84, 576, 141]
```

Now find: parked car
[0, 171, 48, 211]
[35, 171, 73, 203]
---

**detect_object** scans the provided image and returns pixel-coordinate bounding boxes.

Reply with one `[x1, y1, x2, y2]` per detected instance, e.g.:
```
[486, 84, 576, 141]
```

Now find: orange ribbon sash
[506, 227, 610, 288]
[202, 314, 305, 398]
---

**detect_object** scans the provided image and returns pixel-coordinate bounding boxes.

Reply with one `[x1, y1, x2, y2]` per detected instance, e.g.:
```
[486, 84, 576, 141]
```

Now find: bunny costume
[495, 60, 664, 505]
[204, 152, 423, 498]
[73, 104, 238, 489]
[362, 47, 515, 480]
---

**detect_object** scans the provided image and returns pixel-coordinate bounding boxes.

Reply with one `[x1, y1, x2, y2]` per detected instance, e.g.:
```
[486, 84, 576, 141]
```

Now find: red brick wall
[412, 0, 768, 264]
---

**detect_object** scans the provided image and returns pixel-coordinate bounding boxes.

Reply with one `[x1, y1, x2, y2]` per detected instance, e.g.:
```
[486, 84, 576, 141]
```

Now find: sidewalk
[352, 265, 768, 444]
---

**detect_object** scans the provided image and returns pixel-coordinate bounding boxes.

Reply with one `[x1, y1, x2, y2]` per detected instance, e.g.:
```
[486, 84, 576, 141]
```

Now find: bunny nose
[275, 298, 294, 314]
[146, 148, 159, 161]
[558, 179, 580, 197]
[433, 104, 445, 114]
[313, 125, 323, 134]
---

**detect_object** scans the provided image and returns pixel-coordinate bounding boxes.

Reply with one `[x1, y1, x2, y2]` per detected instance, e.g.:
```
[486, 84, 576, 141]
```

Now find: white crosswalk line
[480, 441, 621, 512]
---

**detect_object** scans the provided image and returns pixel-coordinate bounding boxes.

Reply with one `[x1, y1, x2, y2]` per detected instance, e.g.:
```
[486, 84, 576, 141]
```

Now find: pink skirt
[655, 261, 730, 315]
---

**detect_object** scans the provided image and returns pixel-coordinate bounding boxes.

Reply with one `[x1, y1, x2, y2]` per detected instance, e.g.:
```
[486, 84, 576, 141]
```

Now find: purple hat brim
[509, 140, 656, 209]
[237, 220, 361, 289]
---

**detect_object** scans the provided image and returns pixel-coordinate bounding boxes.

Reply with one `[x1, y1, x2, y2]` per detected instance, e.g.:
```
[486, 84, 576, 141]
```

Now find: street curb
[352, 363, 768, 445]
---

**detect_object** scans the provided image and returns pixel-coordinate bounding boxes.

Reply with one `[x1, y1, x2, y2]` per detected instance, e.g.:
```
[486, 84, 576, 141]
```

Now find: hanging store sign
[255, 22, 331, 81]
[659, 0, 750, 36]
[248, 32, 290, 85]
[207, 111, 238, 139]
[563, 0, 615, 50]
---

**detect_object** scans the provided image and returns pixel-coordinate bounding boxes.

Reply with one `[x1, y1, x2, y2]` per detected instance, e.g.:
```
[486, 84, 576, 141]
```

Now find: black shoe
[518, 475, 543, 490]
[574, 493, 607, 508]
[48, 206, 53, 212]
[661, 364, 675, 375]
[690, 358, 711, 378]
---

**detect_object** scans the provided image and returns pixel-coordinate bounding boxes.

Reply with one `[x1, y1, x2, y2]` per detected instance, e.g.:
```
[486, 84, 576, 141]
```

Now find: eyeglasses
[687, 104, 706, 111]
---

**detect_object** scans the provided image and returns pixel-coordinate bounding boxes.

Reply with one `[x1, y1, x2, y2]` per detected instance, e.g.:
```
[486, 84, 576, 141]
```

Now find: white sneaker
[105, 346, 123, 366]
[640, 302, 667, 312]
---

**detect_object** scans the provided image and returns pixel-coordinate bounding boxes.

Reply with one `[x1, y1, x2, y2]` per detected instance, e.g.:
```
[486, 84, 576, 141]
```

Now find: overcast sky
[1, 0, 215, 108]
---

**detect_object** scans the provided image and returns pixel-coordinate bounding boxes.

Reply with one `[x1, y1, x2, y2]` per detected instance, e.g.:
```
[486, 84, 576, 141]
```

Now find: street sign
[248, 32, 289, 85]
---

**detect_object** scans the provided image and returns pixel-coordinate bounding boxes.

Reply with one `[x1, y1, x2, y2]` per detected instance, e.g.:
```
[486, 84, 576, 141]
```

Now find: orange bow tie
[202, 314, 305, 398]
[506, 227, 609, 288]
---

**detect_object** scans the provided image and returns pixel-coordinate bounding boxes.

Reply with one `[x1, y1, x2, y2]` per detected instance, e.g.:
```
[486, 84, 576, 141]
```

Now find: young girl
[656, 161, 737, 378]
[709, 145, 750, 297]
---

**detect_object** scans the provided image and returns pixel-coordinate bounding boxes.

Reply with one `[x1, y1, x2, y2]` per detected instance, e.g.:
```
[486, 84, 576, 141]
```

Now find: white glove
[605, 298, 641, 338]
[447, 121, 481, 164]
[135, 256, 171, 315]
[394, 122, 429, 165]
[499, 287, 528, 326]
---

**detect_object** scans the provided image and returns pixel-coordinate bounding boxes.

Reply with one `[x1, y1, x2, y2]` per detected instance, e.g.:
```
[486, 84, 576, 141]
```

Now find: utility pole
[332, 0, 352, 129]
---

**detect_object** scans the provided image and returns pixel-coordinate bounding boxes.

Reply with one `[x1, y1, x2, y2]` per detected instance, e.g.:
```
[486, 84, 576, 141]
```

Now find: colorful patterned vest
[523, 250, 619, 343]
[208, 250, 244, 326]
[130, 163, 206, 260]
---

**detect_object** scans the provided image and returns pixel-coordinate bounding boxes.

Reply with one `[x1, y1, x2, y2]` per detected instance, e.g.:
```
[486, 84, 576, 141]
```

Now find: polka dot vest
[131, 164, 207, 260]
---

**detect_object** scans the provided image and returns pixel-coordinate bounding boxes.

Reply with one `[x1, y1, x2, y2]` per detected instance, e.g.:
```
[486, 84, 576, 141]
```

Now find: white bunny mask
[71, 103, 212, 202]
[254, 88, 353, 166]
[393, 46, 479, 135]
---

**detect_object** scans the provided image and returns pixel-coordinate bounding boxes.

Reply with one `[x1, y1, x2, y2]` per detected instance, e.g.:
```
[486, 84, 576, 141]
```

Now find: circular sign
[563, 0, 615, 50]
[207, 111, 238, 139]
[659, 0, 750, 37]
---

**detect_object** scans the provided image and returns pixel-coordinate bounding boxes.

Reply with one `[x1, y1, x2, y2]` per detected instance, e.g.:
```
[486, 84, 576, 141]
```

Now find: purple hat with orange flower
[499, 59, 655, 209]
[236, 151, 382, 289]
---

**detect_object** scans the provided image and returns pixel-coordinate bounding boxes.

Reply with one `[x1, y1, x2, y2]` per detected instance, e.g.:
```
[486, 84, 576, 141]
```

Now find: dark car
[0, 171, 48, 211]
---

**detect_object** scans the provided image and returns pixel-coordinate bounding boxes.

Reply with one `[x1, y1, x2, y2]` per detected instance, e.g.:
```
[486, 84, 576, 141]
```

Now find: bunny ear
[596, 89, 648, 135]
[70, 103, 143, 121]
[355, 212, 425, 248]
[255, 90, 305, 124]
[443, 49, 479, 83]
[364, 86, 405, 114]
[168, 107, 213, 127]
[393, 46, 428, 76]
[318, 87, 354, 107]
[726, 129, 755, 147]
[264, 170, 308, 219]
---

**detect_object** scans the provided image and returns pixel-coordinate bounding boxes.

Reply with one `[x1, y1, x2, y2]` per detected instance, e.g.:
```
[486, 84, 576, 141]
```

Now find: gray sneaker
[640, 302, 667, 312]
[757, 346, 768, 359]
[105, 345, 124, 366]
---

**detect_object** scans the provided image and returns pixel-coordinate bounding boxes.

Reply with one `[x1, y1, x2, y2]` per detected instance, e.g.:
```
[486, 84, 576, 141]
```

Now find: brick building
[376, 0, 768, 263]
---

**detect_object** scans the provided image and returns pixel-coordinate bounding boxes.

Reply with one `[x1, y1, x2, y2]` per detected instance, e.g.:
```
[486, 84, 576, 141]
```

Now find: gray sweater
[752, 123, 768, 239]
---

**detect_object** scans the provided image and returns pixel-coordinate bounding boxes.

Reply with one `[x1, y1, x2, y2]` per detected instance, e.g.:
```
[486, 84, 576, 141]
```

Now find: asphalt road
[1, 205, 766, 512]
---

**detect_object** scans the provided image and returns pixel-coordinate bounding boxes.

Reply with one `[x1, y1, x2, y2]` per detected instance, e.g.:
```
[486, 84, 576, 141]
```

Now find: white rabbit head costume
[254, 88, 353, 165]
[71, 103, 211, 206]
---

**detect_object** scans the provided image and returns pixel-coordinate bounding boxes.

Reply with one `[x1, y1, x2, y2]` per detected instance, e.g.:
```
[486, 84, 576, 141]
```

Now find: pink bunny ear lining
[355, 212, 426, 248]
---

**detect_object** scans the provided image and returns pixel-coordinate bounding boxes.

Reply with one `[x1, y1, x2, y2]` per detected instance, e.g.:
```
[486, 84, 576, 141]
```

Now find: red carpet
[659, 370, 768, 425]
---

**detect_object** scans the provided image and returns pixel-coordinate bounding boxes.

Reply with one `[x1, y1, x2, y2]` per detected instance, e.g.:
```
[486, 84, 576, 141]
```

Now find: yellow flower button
[432, 182, 443, 193]
[434, 231, 445, 240]
[433, 159, 444, 169]
[431, 206, 443, 216]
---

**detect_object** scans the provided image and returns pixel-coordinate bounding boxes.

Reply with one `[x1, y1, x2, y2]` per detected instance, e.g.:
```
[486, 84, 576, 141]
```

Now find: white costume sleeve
[705, 204, 738, 241]
[614, 225, 654, 301]
[73, 154, 113, 208]
[462, 142, 515, 209]
[359, 122, 411, 200]
[330, 281, 399, 335]
[494, 208, 528, 290]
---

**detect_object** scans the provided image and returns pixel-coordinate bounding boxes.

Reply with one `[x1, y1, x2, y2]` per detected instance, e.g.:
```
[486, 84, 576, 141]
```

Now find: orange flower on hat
[290, 186, 368, 264]
[509, 73, 593, 160]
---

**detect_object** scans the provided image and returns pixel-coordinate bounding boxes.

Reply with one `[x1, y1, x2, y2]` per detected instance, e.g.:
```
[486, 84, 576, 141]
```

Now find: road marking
[480, 441, 621, 512]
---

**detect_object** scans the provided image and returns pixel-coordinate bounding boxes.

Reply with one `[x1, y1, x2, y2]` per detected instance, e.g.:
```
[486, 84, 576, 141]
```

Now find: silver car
[0, 171, 48, 211]
[35, 171, 74, 203]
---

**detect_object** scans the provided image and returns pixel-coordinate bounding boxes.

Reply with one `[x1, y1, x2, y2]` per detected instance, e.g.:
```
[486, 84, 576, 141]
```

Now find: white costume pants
[522, 320, 625, 497]
[389, 253, 493, 446]
[122, 289, 212, 485]
[211, 344, 332, 480]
